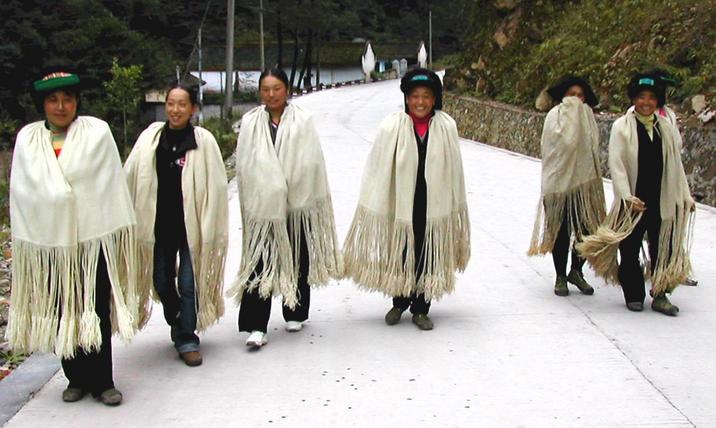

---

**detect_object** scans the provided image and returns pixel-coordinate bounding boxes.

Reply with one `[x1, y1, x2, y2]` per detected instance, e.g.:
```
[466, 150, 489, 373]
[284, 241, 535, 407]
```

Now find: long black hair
[258, 68, 290, 90]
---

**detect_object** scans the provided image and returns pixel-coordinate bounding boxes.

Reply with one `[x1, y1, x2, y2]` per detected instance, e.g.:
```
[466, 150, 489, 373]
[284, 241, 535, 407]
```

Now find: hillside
[444, 0, 716, 113]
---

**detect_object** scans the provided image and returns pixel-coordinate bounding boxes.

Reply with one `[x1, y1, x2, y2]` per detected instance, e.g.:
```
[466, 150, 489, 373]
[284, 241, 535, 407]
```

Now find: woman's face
[260, 75, 289, 113]
[43, 90, 77, 129]
[406, 86, 436, 119]
[165, 87, 196, 129]
[633, 90, 658, 116]
[565, 85, 585, 103]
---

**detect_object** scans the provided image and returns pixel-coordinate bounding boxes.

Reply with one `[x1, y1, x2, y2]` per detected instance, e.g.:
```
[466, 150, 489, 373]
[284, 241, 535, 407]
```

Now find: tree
[103, 57, 143, 153]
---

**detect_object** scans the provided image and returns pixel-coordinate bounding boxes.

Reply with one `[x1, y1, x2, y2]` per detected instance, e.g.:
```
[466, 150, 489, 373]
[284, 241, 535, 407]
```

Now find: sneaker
[98, 388, 123, 406]
[567, 269, 594, 295]
[246, 331, 268, 348]
[384, 306, 406, 325]
[626, 302, 644, 312]
[179, 350, 203, 367]
[651, 294, 679, 316]
[411, 313, 434, 330]
[62, 387, 85, 403]
[285, 321, 303, 332]
[554, 275, 569, 296]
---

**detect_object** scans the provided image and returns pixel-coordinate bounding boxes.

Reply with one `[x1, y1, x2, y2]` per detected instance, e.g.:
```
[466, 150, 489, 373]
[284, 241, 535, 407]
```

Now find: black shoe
[62, 387, 85, 403]
[651, 295, 679, 316]
[567, 269, 594, 295]
[98, 388, 123, 406]
[626, 302, 644, 312]
[554, 275, 568, 296]
[411, 313, 434, 330]
[384, 307, 406, 325]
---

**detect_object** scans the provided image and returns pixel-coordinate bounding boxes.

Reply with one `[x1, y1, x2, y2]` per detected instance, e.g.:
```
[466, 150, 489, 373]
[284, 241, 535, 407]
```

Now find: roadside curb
[0, 354, 59, 426]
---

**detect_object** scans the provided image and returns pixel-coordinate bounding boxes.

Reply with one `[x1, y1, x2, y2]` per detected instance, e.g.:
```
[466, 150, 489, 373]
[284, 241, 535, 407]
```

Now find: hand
[628, 197, 646, 213]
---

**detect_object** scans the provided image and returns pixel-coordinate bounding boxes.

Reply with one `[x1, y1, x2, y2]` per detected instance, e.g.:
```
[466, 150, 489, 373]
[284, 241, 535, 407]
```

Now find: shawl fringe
[576, 198, 693, 294]
[528, 178, 606, 256]
[344, 203, 470, 300]
[7, 226, 138, 359]
[650, 207, 694, 295]
[576, 199, 641, 285]
[228, 197, 342, 309]
[226, 219, 298, 308]
[192, 241, 227, 330]
[288, 197, 344, 286]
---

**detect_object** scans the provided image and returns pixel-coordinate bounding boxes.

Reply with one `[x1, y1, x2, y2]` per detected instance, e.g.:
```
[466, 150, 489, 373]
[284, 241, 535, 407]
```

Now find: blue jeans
[153, 241, 200, 353]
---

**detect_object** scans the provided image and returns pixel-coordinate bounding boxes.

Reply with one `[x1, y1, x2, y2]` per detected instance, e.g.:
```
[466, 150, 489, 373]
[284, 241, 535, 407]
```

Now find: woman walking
[528, 76, 606, 296]
[6, 68, 139, 405]
[578, 72, 695, 315]
[125, 83, 228, 366]
[343, 68, 471, 330]
[228, 68, 342, 348]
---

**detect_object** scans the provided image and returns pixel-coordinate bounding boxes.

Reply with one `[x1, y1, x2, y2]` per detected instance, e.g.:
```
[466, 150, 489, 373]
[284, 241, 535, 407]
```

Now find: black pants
[552, 213, 586, 277]
[238, 228, 311, 333]
[393, 293, 430, 315]
[393, 162, 431, 315]
[618, 210, 661, 304]
[60, 252, 114, 395]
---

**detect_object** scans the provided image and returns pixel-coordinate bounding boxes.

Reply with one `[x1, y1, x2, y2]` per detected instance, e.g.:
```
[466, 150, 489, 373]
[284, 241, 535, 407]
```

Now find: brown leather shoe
[179, 350, 203, 367]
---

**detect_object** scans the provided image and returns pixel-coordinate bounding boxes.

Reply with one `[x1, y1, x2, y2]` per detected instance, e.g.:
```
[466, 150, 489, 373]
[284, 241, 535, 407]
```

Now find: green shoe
[554, 275, 569, 296]
[651, 295, 679, 316]
[385, 307, 406, 325]
[567, 269, 594, 295]
[411, 313, 434, 330]
[98, 388, 123, 406]
[62, 387, 85, 403]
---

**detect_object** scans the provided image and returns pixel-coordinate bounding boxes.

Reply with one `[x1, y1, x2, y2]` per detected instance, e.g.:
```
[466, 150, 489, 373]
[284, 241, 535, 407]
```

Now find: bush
[202, 117, 238, 161]
[453, 0, 716, 110]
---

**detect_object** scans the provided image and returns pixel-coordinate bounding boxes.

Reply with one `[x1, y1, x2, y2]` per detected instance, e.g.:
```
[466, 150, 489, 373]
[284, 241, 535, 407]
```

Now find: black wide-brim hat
[547, 75, 599, 107]
[627, 73, 666, 107]
[400, 68, 443, 112]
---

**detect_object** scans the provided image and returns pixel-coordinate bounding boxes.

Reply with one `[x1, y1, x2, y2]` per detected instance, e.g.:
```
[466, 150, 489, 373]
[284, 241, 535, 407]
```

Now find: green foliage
[0, 150, 11, 227]
[202, 117, 238, 162]
[0, 349, 27, 367]
[0, 112, 19, 151]
[452, 0, 716, 109]
[0, 113, 16, 227]
[103, 58, 143, 155]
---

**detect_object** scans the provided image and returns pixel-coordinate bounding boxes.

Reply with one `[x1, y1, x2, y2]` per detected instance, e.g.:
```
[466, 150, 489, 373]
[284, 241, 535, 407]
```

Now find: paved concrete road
[4, 80, 715, 427]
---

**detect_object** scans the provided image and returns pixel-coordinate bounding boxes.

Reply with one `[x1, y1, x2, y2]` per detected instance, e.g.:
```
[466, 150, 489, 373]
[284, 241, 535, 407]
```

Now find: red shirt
[409, 112, 432, 139]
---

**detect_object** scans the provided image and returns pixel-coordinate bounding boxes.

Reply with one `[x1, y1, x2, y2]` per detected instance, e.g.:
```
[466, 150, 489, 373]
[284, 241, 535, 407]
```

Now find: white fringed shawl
[577, 111, 695, 295]
[7, 116, 139, 358]
[528, 96, 606, 255]
[124, 122, 229, 330]
[227, 104, 342, 308]
[343, 111, 470, 300]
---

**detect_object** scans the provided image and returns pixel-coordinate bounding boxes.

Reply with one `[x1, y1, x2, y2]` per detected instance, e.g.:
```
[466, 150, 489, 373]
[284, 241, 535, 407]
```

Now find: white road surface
[5, 79, 716, 427]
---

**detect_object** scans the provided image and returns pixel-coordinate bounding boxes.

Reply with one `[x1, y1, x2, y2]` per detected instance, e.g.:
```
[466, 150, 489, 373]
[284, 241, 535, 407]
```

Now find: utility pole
[198, 26, 204, 124]
[224, 0, 235, 119]
[428, 9, 433, 69]
[259, 0, 265, 70]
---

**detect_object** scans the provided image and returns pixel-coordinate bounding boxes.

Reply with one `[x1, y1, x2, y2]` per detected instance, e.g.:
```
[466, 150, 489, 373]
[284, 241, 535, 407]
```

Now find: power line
[182, 0, 214, 81]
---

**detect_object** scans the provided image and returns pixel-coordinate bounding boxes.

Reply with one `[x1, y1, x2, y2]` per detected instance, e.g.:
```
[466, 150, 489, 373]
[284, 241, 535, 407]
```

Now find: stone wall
[444, 93, 716, 207]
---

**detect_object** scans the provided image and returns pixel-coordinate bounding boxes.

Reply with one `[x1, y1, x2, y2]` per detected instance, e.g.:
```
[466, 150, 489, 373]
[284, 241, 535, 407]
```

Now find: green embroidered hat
[33, 71, 80, 92]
